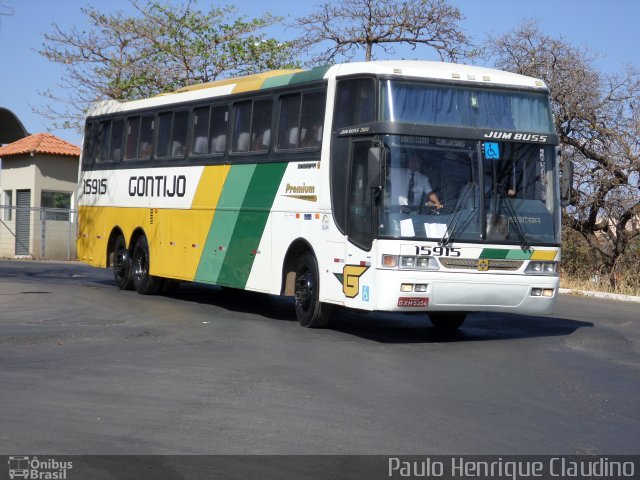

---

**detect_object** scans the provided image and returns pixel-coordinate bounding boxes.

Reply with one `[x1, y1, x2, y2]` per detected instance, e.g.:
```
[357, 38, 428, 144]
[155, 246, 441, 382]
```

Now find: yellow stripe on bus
[530, 250, 558, 261]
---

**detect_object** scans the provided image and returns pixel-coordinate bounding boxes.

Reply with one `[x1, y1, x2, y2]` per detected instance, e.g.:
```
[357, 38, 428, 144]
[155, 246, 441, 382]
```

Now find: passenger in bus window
[389, 150, 442, 211]
[300, 124, 322, 148]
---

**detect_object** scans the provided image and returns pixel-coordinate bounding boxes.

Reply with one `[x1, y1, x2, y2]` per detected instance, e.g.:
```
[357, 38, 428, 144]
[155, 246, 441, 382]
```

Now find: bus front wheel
[131, 235, 162, 295]
[113, 235, 133, 290]
[294, 253, 332, 328]
[429, 312, 467, 331]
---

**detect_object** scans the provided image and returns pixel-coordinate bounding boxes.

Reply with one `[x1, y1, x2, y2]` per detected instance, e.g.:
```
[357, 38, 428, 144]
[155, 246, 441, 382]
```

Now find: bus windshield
[381, 80, 555, 133]
[378, 135, 560, 245]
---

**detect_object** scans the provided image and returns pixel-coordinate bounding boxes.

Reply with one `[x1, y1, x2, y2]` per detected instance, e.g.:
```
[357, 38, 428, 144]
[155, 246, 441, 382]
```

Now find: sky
[0, 0, 639, 147]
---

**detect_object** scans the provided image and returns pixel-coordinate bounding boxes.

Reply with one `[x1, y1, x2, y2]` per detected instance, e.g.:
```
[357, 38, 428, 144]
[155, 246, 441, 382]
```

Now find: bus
[77, 60, 569, 330]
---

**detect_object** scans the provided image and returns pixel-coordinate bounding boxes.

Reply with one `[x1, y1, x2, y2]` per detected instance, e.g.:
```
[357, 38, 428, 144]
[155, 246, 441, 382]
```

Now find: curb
[559, 288, 640, 304]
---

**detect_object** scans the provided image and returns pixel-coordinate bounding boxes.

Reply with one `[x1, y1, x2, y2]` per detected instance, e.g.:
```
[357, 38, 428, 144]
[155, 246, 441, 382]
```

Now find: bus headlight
[382, 255, 439, 270]
[400, 256, 438, 270]
[526, 261, 557, 275]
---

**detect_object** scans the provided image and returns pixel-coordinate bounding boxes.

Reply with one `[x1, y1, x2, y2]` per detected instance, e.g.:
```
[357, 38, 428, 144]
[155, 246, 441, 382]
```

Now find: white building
[0, 133, 80, 259]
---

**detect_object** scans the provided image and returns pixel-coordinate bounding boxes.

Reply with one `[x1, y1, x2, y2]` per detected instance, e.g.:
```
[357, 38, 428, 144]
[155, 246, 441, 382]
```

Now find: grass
[560, 275, 640, 297]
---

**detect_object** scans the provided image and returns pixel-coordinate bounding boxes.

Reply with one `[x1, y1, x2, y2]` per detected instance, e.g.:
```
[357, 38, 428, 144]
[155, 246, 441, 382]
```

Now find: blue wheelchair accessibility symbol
[362, 286, 370, 302]
[484, 142, 500, 160]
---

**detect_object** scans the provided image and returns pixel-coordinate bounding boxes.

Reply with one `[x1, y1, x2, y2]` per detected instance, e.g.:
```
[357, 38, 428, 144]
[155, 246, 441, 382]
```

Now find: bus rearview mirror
[560, 160, 574, 207]
[368, 145, 384, 190]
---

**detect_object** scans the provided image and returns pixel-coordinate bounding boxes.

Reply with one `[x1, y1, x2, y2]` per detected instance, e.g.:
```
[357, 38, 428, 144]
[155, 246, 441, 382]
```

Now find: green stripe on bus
[505, 249, 533, 260]
[195, 164, 257, 284]
[216, 162, 288, 288]
[479, 248, 534, 260]
[288, 65, 331, 85]
[261, 73, 299, 90]
[260, 65, 330, 90]
[479, 248, 509, 259]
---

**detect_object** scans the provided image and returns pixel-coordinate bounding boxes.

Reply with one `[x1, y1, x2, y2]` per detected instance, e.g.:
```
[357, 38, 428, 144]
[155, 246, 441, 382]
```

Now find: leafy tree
[38, 0, 299, 131]
[486, 21, 640, 288]
[292, 0, 472, 64]
[0, 1, 13, 24]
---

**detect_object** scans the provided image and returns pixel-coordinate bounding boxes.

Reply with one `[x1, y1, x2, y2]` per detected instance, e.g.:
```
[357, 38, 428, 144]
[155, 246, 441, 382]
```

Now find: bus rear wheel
[112, 235, 133, 290]
[429, 312, 467, 331]
[294, 253, 332, 328]
[131, 235, 162, 295]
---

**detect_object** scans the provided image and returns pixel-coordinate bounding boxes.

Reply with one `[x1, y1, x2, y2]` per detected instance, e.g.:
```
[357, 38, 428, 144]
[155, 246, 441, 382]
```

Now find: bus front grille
[439, 258, 524, 271]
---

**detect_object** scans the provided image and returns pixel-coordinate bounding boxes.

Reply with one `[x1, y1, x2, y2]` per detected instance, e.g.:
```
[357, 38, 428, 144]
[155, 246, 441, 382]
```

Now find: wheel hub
[295, 271, 313, 311]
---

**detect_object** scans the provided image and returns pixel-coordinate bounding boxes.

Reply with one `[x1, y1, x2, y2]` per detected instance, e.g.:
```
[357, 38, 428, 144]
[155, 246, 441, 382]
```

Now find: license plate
[397, 297, 429, 307]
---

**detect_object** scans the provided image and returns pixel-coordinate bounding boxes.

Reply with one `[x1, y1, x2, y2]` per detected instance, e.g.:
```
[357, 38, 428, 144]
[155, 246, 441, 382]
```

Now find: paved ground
[0, 259, 638, 455]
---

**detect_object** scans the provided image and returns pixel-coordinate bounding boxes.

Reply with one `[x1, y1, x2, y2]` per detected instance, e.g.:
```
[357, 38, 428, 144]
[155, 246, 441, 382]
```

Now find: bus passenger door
[342, 140, 376, 310]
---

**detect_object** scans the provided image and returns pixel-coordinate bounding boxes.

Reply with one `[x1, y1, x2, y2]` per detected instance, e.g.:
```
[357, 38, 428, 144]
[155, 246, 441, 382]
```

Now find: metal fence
[0, 204, 77, 260]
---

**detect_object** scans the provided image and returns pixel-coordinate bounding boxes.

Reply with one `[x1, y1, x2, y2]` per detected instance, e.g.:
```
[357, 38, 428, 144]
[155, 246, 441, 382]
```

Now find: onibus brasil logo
[8, 456, 73, 479]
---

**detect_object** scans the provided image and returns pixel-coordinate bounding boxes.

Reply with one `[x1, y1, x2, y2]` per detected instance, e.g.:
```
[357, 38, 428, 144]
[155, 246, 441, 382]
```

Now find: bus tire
[294, 252, 332, 328]
[131, 235, 162, 295]
[429, 312, 467, 331]
[113, 234, 133, 290]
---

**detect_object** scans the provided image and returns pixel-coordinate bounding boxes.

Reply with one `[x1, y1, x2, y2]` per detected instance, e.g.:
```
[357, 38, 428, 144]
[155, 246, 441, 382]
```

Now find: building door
[15, 189, 31, 255]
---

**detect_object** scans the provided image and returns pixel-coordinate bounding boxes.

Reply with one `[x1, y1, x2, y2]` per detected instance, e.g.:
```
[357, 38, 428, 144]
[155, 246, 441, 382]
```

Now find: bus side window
[233, 101, 252, 152]
[95, 121, 111, 163]
[278, 93, 301, 149]
[210, 106, 228, 154]
[82, 122, 96, 166]
[125, 116, 141, 160]
[192, 106, 210, 155]
[157, 112, 172, 157]
[300, 91, 326, 148]
[138, 116, 154, 160]
[109, 119, 124, 162]
[171, 111, 188, 157]
[251, 99, 272, 151]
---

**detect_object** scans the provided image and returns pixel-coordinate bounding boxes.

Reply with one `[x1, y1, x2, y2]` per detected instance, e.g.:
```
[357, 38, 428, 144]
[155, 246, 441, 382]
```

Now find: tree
[292, 0, 472, 64]
[486, 21, 640, 288]
[38, 0, 299, 131]
[0, 1, 13, 23]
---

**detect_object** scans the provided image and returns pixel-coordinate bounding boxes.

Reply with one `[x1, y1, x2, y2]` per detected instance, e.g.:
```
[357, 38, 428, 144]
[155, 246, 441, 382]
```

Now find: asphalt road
[0, 259, 638, 455]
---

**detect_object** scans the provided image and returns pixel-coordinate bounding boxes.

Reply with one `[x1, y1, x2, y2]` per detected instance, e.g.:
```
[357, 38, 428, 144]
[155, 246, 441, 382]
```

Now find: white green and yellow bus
[77, 60, 568, 330]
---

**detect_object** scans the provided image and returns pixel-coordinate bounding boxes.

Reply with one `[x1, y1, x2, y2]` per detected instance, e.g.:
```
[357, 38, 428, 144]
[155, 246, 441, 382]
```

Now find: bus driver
[389, 150, 442, 211]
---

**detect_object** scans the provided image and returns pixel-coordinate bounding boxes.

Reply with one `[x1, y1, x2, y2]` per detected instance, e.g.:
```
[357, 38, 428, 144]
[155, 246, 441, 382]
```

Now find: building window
[41, 191, 71, 221]
[3, 190, 12, 221]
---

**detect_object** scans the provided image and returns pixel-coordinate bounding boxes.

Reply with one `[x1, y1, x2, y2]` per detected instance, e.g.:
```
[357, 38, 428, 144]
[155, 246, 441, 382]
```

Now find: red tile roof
[0, 133, 80, 158]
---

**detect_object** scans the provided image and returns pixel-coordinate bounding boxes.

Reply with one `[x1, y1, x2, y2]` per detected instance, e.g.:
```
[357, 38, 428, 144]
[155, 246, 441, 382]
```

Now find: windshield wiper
[496, 186, 530, 250]
[439, 182, 476, 247]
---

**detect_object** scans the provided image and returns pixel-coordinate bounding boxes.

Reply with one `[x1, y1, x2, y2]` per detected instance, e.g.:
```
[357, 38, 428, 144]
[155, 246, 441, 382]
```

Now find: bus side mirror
[560, 159, 574, 207]
[367, 145, 384, 190]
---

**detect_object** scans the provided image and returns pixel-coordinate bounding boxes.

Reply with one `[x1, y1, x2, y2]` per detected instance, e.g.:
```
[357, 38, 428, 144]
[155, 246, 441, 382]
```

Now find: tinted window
[125, 116, 141, 160]
[300, 91, 325, 148]
[334, 78, 375, 129]
[232, 99, 272, 153]
[138, 116, 154, 159]
[82, 122, 96, 166]
[278, 94, 301, 149]
[172, 111, 188, 157]
[109, 119, 125, 162]
[233, 101, 252, 152]
[96, 121, 111, 163]
[157, 112, 172, 157]
[251, 99, 272, 151]
[192, 107, 210, 155]
[210, 106, 228, 153]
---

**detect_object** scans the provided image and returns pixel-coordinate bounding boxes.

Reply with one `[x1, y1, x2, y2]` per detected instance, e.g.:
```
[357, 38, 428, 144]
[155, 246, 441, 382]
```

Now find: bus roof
[328, 60, 548, 90]
[86, 61, 548, 117]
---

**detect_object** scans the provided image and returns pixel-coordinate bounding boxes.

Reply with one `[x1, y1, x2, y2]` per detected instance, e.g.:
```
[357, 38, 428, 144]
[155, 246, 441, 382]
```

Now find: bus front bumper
[373, 270, 559, 315]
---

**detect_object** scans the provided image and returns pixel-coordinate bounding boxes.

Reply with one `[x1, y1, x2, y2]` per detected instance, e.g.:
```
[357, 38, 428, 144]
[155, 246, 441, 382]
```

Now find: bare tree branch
[291, 0, 474, 65]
